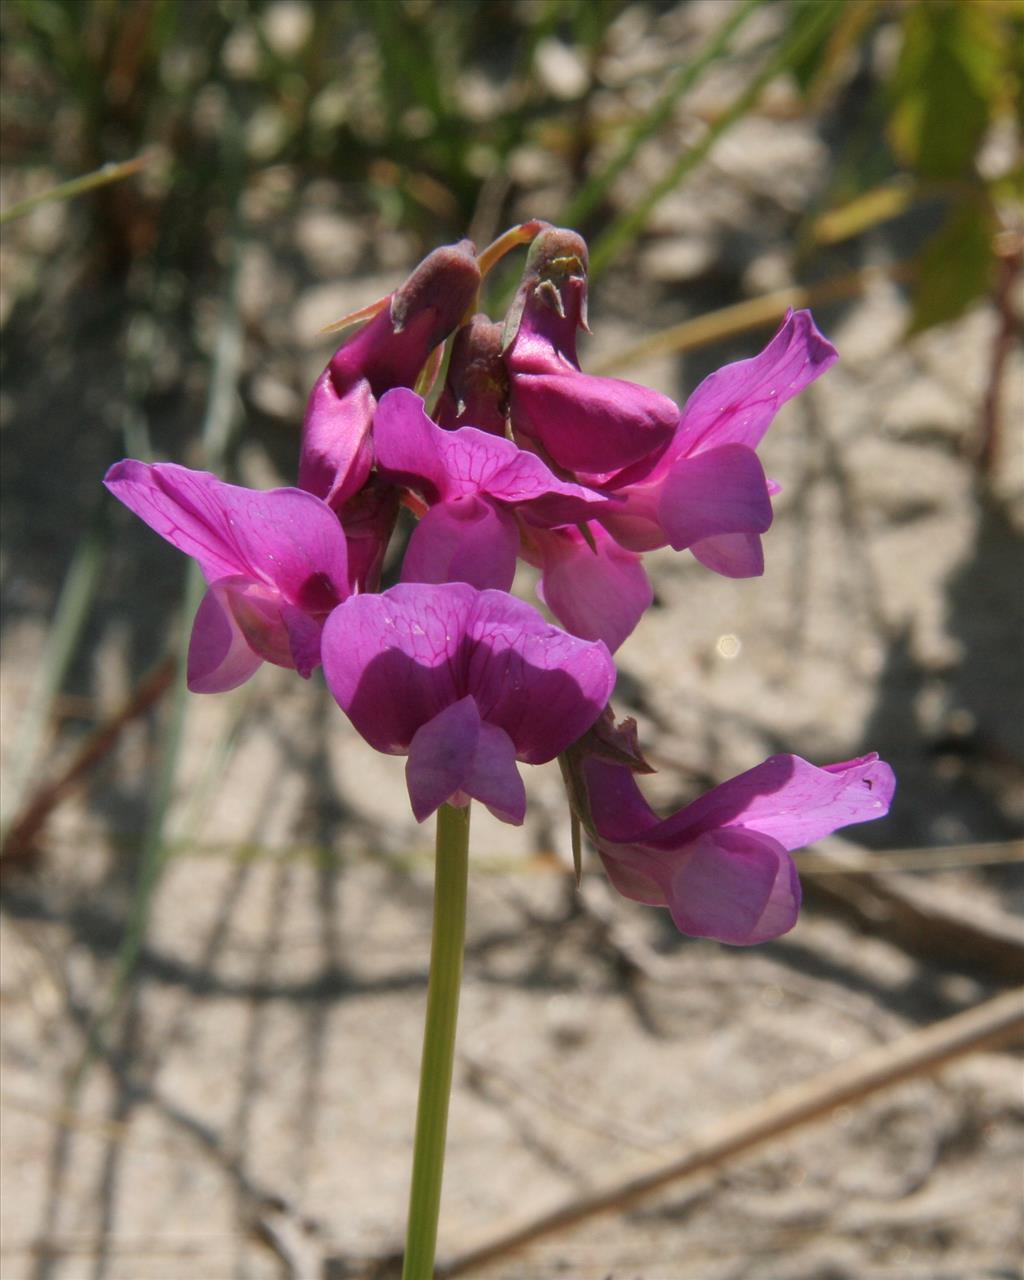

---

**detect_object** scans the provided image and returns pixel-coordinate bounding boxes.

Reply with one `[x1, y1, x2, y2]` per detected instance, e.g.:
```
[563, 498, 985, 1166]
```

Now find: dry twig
[426, 988, 1023, 1277]
[0, 657, 177, 872]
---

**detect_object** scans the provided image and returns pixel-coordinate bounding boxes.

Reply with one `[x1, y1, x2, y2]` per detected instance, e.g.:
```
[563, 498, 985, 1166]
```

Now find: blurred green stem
[0, 155, 150, 226]
[402, 802, 471, 1280]
[0, 503, 110, 838]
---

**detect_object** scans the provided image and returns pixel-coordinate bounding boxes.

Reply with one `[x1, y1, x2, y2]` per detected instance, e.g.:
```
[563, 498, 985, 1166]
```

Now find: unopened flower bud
[501, 226, 677, 484]
[300, 240, 481, 509]
[435, 314, 508, 436]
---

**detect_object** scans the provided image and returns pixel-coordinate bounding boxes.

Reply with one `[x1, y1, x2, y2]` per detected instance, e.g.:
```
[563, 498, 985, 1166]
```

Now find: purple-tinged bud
[503, 225, 677, 485]
[502, 226, 589, 362]
[435, 314, 508, 436]
[299, 240, 481, 510]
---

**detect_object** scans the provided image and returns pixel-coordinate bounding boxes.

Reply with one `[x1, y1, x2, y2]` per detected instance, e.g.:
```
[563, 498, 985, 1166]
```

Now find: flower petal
[656, 444, 772, 552]
[690, 531, 765, 578]
[508, 368, 677, 483]
[665, 829, 800, 945]
[400, 496, 519, 591]
[187, 582, 264, 694]
[104, 461, 349, 606]
[321, 583, 474, 753]
[464, 721, 526, 825]
[463, 590, 615, 763]
[281, 605, 324, 678]
[406, 696, 482, 822]
[298, 371, 375, 510]
[675, 309, 838, 456]
[372, 387, 452, 503]
[534, 524, 652, 653]
[583, 757, 662, 842]
[374, 387, 607, 524]
[597, 846, 668, 908]
[641, 753, 896, 853]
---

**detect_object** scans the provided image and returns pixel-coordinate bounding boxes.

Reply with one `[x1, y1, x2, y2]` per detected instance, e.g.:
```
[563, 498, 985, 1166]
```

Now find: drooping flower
[104, 461, 349, 692]
[372, 387, 610, 592]
[321, 582, 615, 824]
[600, 309, 838, 577]
[299, 240, 481, 510]
[503, 228, 679, 485]
[576, 751, 894, 945]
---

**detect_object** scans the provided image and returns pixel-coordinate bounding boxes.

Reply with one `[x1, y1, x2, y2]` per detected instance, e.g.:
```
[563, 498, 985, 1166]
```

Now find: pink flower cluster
[105, 224, 894, 944]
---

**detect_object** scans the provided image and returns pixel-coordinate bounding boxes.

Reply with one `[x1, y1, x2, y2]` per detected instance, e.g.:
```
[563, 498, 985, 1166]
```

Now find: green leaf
[909, 199, 995, 334]
[888, 1, 1001, 180]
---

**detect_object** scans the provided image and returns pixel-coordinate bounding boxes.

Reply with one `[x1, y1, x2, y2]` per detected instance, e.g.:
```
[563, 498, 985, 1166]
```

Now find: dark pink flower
[373, 387, 609, 591]
[583, 752, 894, 944]
[321, 582, 615, 824]
[601, 310, 838, 576]
[299, 240, 481, 510]
[104, 461, 349, 692]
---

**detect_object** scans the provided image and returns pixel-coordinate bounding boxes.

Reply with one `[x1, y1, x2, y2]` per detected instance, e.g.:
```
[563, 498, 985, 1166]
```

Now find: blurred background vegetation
[3, 0, 1022, 874]
[2, 4, 1023, 1274]
[2, 0, 1023, 926]
[3, 0, 1021, 311]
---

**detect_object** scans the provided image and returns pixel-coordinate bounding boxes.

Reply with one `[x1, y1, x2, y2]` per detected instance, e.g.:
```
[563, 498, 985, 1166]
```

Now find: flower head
[104, 461, 349, 692]
[321, 582, 615, 824]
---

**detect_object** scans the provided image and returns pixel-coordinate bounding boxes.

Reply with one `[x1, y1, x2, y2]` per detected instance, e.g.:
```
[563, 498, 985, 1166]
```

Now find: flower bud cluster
[104, 222, 893, 944]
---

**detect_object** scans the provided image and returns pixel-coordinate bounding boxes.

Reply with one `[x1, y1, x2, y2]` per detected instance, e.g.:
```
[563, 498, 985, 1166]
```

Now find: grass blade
[589, 0, 844, 278]
[589, 261, 914, 374]
[0, 502, 110, 839]
[0, 154, 151, 226]
[565, 0, 762, 227]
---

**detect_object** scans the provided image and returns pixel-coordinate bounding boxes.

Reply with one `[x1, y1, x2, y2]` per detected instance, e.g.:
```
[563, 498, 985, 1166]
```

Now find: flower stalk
[402, 801, 471, 1280]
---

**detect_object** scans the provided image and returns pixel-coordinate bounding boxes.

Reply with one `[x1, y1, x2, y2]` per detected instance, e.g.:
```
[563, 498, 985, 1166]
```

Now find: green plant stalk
[402, 802, 471, 1280]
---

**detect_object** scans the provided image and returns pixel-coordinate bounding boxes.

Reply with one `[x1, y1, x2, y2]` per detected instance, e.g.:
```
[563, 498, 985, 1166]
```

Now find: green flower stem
[402, 801, 471, 1280]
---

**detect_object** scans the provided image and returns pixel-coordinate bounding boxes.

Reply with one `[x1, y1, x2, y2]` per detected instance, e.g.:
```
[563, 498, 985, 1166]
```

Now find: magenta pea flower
[600, 309, 838, 577]
[299, 240, 481, 511]
[581, 752, 895, 945]
[321, 582, 615, 824]
[372, 387, 610, 591]
[521, 522, 652, 653]
[503, 228, 679, 484]
[104, 461, 349, 692]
